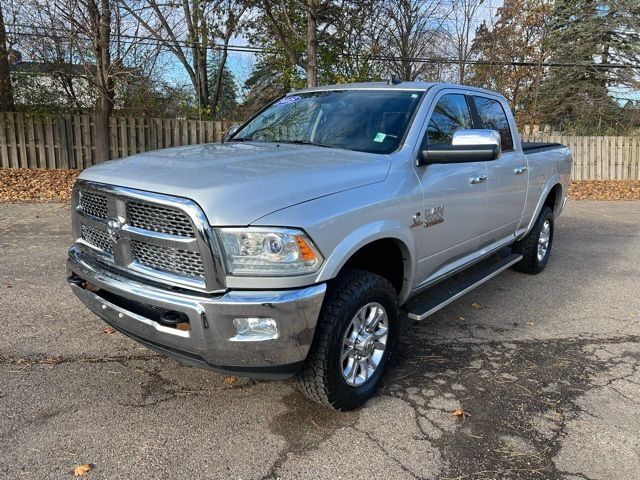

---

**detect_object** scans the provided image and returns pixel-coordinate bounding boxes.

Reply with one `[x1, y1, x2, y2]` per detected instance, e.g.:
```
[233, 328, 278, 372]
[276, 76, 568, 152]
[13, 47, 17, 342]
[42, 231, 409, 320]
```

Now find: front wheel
[296, 269, 399, 410]
[512, 206, 554, 274]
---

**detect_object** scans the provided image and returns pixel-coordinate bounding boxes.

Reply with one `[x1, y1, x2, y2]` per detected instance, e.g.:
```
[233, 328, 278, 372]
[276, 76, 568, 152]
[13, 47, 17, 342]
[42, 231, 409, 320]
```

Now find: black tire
[296, 269, 399, 410]
[512, 206, 554, 274]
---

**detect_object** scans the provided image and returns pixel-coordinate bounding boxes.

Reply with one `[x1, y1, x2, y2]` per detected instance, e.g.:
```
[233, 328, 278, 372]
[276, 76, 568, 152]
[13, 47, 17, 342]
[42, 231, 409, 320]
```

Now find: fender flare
[517, 174, 564, 240]
[315, 220, 416, 303]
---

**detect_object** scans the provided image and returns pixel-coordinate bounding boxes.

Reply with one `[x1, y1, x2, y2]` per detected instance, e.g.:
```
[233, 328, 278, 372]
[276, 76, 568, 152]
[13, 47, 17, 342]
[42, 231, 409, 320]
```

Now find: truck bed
[521, 142, 563, 154]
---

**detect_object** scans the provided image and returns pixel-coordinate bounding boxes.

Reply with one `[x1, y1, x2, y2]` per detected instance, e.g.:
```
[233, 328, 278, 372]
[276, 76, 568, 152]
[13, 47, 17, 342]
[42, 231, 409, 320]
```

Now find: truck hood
[79, 142, 390, 225]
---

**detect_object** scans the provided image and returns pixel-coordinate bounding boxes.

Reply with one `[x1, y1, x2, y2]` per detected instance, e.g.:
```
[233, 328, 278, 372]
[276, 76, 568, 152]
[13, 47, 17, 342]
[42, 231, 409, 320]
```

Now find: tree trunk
[306, 0, 318, 87]
[94, 0, 113, 163]
[458, 48, 466, 84]
[211, 46, 229, 119]
[199, 50, 209, 109]
[0, 7, 14, 111]
[95, 89, 114, 163]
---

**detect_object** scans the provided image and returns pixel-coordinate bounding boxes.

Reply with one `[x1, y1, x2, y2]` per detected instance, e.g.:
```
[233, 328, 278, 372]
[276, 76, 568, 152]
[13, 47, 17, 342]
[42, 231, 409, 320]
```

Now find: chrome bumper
[67, 247, 326, 379]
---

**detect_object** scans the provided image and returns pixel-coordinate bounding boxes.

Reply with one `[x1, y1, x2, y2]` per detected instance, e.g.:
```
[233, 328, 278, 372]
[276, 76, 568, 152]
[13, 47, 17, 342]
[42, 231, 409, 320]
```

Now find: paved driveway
[1, 201, 639, 479]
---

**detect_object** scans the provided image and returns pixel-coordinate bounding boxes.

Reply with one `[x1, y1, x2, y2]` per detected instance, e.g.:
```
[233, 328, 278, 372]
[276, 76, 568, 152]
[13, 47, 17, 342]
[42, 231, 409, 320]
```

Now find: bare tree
[380, 0, 449, 81]
[330, 0, 385, 81]
[17, 0, 86, 112]
[121, 0, 246, 114]
[258, 0, 338, 87]
[54, 0, 116, 162]
[120, 0, 209, 109]
[449, 0, 485, 83]
[210, 0, 248, 118]
[0, 5, 15, 111]
[54, 0, 153, 161]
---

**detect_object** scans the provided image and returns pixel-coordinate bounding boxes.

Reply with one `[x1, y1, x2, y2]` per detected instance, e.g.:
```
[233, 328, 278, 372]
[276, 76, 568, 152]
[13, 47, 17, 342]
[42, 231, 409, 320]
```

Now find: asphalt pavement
[1, 200, 639, 479]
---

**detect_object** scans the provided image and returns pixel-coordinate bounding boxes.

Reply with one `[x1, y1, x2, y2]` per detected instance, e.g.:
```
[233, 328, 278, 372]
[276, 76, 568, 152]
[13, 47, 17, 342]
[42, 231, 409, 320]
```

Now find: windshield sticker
[276, 95, 301, 105]
[374, 132, 387, 143]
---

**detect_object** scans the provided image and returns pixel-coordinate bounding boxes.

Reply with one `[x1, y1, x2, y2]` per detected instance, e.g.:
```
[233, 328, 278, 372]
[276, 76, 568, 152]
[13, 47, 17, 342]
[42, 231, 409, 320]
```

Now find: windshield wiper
[275, 140, 336, 149]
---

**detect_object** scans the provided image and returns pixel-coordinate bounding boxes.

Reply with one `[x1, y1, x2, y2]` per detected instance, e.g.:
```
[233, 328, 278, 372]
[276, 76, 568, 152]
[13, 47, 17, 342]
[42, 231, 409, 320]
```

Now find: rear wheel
[512, 206, 554, 274]
[296, 269, 398, 410]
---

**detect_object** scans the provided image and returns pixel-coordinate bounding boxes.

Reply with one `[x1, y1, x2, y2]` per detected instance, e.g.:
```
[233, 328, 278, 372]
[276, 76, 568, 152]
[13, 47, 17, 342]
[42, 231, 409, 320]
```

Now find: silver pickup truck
[67, 81, 572, 410]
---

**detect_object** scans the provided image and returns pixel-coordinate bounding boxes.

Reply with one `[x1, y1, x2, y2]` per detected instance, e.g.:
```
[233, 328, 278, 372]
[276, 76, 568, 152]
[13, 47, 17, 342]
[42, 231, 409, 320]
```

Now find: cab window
[472, 96, 514, 151]
[425, 94, 473, 146]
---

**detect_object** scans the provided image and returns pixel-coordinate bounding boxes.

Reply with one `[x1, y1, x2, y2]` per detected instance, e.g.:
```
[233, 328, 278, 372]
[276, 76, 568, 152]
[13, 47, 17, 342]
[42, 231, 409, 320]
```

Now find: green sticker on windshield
[374, 132, 386, 143]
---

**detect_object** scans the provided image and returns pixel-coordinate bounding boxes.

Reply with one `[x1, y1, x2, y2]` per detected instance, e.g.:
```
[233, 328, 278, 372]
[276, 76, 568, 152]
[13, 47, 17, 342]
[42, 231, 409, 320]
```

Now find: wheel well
[544, 184, 562, 212]
[341, 239, 406, 294]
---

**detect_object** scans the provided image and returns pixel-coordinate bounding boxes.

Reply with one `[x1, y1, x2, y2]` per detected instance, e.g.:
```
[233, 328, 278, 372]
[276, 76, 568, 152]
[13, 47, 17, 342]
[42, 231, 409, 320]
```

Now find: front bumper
[67, 247, 326, 379]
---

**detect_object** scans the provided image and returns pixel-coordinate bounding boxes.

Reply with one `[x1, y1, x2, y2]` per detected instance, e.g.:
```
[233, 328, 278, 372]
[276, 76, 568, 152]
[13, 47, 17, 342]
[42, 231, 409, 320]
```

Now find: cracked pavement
[1, 200, 639, 479]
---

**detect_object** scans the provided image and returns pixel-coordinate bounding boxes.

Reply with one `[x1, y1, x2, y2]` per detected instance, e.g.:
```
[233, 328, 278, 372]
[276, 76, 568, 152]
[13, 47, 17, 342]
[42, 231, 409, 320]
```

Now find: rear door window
[472, 96, 514, 151]
[426, 94, 473, 146]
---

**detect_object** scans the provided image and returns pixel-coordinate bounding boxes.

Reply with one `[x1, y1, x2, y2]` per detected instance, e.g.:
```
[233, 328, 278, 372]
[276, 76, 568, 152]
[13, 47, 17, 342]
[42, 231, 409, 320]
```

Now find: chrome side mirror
[418, 129, 501, 165]
[452, 129, 501, 158]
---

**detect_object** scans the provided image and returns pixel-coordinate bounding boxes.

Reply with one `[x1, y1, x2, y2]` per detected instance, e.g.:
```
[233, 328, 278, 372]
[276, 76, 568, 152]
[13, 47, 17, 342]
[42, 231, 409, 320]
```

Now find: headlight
[216, 227, 323, 276]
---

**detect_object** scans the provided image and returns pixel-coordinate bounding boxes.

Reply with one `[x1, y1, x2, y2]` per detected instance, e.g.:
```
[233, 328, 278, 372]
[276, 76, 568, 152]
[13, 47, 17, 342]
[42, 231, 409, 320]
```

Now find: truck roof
[293, 81, 505, 99]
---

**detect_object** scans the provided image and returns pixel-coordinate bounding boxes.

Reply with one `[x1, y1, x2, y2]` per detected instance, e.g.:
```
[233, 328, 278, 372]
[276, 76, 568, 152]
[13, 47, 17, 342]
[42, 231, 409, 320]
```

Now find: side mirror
[418, 129, 501, 165]
[224, 124, 241, 142]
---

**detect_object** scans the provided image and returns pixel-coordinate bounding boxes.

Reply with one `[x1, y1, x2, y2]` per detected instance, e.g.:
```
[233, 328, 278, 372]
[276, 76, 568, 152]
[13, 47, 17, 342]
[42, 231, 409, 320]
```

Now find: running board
[404, 253, 523, 321]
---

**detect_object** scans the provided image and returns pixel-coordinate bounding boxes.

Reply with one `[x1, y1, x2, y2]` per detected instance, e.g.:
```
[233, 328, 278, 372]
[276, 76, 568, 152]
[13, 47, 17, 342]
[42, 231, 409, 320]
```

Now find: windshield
[231, 90, 425, 154]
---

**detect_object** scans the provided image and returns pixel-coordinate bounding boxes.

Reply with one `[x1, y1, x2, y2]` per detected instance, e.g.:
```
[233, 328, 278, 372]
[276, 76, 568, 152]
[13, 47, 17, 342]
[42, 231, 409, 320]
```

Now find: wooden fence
[522, 133, 640, 180]
[0, 112, 639, 180]
[0, 112, 234, 170]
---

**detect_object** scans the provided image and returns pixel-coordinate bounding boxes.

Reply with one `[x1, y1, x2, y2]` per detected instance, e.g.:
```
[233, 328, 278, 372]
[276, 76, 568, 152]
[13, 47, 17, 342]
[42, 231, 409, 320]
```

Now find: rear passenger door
[471, 95, 528, 248]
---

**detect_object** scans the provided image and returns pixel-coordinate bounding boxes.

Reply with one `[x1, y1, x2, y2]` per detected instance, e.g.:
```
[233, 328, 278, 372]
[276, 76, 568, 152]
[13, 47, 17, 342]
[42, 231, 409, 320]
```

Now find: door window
[473, 96, 514, 151]
[426, 94, 472, 146]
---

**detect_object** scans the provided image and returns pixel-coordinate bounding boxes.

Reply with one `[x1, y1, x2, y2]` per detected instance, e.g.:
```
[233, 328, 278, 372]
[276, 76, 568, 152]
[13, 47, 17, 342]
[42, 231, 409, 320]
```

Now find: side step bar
[404, 253, 523, 321]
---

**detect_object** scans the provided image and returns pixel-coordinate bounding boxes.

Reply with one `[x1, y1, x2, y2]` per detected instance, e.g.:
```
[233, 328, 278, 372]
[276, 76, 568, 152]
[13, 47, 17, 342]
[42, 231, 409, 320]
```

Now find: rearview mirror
[418, 129, 501, 165]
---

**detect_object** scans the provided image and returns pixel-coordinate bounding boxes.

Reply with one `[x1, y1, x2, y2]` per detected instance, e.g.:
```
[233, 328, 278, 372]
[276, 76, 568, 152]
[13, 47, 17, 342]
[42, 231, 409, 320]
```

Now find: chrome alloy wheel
[340, 302, 389, 387]
[537, 219, 551, 262]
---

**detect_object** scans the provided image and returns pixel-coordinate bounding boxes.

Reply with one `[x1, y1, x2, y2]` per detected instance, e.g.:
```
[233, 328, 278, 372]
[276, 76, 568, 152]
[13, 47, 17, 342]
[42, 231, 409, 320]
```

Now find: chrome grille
[72, 182, 223, 292]
[132, 241, 205, 278]
[127, 202, 194, 237]
[81, 224, 113, 254]
[79, 191, 108, 219]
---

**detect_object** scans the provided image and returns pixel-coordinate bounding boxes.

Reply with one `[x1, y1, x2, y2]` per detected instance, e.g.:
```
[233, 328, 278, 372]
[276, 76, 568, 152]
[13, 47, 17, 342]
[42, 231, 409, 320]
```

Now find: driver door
[413, 92, 488, 287]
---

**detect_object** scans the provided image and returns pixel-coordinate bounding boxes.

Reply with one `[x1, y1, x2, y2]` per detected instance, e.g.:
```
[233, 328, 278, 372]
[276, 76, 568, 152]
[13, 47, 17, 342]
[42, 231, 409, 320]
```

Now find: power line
[6, 25, 640, 70]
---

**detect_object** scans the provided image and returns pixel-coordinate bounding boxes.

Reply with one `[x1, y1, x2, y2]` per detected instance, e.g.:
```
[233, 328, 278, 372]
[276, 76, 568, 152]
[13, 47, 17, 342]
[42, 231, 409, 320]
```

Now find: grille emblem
[106, 217, 123, 243]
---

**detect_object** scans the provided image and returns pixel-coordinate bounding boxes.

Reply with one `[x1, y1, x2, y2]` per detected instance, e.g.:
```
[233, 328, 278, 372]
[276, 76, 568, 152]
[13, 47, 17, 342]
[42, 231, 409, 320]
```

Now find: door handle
[469, 175, 487, 185]
[514, 166, 528, 175]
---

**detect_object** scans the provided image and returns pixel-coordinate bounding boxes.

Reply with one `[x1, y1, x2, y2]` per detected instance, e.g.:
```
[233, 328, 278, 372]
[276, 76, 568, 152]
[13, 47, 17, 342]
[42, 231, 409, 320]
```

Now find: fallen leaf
[176, 322, 191, 331]
[569, 181, 640, 201]
[102, 327, 115, 335]
[471, 303, 482, 309]
[452, 407, 471, 419]
[223, 376, 237, 385]
[527, 321, 535, 326]
[0, 168, 80, 203]
[5, 284, 12, 288]
[458, 316, 466, 321]
[72, 464, 93, 476]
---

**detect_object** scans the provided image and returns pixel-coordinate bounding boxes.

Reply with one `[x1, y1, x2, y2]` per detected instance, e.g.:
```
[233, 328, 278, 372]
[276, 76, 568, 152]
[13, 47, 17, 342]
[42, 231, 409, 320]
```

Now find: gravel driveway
[1, 200, 639, 479]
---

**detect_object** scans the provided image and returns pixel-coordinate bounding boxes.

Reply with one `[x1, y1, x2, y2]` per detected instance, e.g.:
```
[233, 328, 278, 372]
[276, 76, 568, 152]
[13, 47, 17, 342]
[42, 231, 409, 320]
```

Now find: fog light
[231, 317, 278, 341]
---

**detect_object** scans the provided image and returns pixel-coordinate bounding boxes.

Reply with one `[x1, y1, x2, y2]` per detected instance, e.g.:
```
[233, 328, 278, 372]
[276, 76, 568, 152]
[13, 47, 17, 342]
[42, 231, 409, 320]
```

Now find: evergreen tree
[208, 54, 239, 120]
[538, 0, 640, 133]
